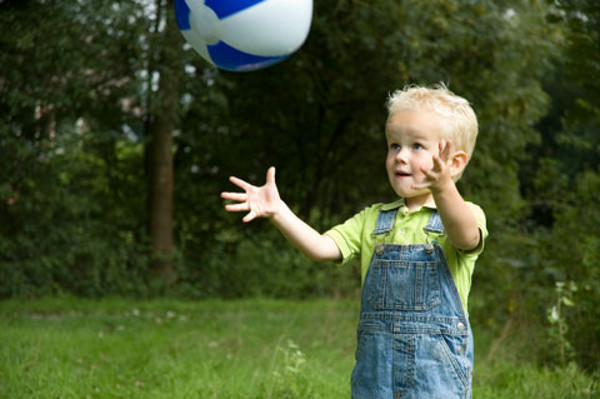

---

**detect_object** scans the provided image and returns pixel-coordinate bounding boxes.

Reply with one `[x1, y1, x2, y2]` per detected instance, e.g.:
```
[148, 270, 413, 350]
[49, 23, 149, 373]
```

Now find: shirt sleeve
[460, 202, 488, 256]
[324, 208, 368, 264]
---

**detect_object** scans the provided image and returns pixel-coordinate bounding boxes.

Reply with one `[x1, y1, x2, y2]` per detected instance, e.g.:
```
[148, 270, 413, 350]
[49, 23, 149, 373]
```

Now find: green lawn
[1, 298, 597, 398]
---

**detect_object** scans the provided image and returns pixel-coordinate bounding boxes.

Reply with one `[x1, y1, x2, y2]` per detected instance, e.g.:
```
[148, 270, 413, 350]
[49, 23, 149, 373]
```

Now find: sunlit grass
[1, 297, 597, 398]
[1, 298, 356, 398]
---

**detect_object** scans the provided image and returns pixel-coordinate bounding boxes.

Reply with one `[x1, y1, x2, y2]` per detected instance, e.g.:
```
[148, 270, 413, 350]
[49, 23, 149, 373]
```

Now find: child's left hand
[412, 140, 455, 193]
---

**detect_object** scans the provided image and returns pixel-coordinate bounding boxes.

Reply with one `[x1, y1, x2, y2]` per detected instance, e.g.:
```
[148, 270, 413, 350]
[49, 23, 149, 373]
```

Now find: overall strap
[424, 210, 445, 235]
[371, 208, 399, 236]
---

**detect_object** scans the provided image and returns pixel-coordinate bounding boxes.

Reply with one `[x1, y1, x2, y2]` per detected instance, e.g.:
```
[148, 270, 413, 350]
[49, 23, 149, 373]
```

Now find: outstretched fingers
[221, 167, 281, 222]
[221, 192, 247, 202]
[221, 176, 252, 216]
[438, 140, 453, 164]
[222, 193, 256, 222]
[411, 141, 453, 190]
[411, 157, 442, 190]
[429, 154, 444, 175]
[228, 175, 252, 191]
[224, 202, 249, 212]
[242, 211, 257, 223]
[266, 166, 276, 185]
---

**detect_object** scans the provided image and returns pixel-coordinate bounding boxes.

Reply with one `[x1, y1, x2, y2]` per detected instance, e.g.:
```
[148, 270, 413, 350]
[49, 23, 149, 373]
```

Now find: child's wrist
[429, 177, 455, 196]
[269, 199, 290, 222]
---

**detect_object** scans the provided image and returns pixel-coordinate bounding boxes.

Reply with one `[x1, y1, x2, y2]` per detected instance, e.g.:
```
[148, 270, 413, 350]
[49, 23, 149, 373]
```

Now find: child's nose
[395, 148, 409, 163]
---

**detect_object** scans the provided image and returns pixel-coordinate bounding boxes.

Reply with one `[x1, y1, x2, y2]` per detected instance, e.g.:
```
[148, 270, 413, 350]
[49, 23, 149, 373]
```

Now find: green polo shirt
[325, 199, 487, 311]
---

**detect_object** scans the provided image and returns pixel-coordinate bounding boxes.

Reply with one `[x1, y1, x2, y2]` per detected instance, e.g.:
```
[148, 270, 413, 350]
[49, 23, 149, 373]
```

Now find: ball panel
[207, 41, 288, 71]
[181, 30, 213, 65]
[219, 0, 312, 56]
[189, 4, 221, 45]
[205, 0, 267, 19]
[174, 0, 191, 30]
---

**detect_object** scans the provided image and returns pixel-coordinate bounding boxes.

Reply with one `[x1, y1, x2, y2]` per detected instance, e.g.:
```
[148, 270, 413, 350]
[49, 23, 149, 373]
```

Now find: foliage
[547, 281, 578, 366]
[536, 171, 600, 369]
[0, 129, 149, 297]
[175, 225, 361, 299]
[269, 340, 311, 399]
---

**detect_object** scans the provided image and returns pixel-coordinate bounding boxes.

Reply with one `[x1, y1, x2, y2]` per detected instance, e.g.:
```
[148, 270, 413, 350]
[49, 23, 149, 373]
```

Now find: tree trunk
[145, 0, 182, 288]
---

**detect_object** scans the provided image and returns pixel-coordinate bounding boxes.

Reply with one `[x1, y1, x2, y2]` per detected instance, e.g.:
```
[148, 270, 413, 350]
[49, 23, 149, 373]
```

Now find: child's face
[385, 108, 443, 205]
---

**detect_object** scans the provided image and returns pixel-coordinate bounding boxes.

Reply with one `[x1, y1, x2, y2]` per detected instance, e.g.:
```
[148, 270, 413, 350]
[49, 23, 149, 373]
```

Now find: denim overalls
[351, 207, 474, 399]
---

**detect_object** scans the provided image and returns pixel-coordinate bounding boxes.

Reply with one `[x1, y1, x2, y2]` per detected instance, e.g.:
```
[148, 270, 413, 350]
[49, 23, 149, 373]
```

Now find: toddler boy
[221, 84, 488, 398]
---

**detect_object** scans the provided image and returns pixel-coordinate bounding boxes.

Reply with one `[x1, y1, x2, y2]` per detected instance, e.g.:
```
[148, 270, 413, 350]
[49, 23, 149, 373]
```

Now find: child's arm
[415, 141, 481, 251]
[221, 167, 342, 261]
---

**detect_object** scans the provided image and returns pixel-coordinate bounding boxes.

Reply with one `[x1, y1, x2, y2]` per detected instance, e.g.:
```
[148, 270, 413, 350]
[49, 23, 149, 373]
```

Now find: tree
[0, 0, 152, 296]
[0, 0, 188, 294]
[144, 0, 183, 288]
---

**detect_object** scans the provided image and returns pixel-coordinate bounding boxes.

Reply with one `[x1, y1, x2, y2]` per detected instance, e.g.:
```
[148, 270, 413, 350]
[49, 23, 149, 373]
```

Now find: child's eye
[390, 143, 401, 150]
[412, 143, 425, 150]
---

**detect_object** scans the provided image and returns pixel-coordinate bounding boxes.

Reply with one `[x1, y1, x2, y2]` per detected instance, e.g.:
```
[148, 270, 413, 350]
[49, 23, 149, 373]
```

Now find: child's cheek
[422, 152, 435, 169]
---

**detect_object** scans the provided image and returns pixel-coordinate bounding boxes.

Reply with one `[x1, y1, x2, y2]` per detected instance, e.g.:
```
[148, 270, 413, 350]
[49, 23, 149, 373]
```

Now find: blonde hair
[386, 83, 479, 159]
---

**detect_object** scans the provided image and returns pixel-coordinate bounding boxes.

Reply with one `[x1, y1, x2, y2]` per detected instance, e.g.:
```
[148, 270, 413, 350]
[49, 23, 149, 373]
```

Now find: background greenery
[1, 0, 598, 377]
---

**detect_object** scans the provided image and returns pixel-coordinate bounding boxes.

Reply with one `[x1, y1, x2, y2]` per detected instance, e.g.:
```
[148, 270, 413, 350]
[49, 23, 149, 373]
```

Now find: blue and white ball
[175, 0, 313, 72]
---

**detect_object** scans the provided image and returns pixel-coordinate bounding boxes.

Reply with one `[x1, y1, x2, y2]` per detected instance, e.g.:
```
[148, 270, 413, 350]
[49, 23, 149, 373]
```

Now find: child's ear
[449, 150, 469, 178]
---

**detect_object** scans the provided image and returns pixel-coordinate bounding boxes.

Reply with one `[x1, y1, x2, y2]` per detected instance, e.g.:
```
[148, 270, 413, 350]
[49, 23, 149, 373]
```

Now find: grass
[1, 297, 598, 398]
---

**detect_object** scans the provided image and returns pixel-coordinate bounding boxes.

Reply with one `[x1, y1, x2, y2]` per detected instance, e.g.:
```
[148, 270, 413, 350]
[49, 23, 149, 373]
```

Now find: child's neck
[404, 193, 434, 212]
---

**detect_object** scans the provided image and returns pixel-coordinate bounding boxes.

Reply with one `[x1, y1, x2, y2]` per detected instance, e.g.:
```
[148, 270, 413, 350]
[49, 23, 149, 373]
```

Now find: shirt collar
[381, 198, 437, 212]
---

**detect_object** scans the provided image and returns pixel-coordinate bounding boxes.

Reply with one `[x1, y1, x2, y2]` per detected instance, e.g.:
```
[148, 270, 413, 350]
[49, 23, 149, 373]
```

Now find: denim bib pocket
[367, 259, 441, 311]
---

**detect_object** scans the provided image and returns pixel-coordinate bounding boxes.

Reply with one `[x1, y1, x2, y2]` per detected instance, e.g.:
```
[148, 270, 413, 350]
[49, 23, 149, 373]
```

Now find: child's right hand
[221, 166, 282, 223]
[222, 166, 342, 261]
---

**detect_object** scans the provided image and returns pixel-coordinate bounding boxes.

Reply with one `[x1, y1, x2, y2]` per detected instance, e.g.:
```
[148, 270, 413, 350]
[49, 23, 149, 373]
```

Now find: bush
[0, 129, 149, 297]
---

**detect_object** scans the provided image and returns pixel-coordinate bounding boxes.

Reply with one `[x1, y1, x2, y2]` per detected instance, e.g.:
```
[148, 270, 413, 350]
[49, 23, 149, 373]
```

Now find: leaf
[547, 306, 560, 323]
[562, 297, 575, 307]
